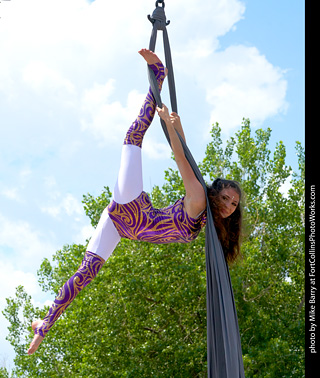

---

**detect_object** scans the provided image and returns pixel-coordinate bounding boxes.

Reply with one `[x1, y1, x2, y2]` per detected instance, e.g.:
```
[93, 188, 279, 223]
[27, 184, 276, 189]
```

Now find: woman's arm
[157, 105, 206, 218]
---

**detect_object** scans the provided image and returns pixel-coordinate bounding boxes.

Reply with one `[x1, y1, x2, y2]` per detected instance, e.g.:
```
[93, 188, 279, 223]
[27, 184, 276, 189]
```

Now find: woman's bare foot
[138, 48, 168, 76]
[27, 320, 44, 355]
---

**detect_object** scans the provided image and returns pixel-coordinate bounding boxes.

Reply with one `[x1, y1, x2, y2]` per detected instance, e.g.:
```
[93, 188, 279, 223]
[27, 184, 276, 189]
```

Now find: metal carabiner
[148, 0, 170, 26]
[155, 0, 165, 8]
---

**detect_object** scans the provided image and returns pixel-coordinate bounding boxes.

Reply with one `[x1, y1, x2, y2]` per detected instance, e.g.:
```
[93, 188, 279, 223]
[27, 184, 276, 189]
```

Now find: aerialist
[28, 49, 243, 355]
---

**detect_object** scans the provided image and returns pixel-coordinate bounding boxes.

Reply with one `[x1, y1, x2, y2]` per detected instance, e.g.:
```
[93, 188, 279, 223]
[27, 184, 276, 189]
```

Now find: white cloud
[43, 175, 58, 189]
[175, 44, 288, 133]
[81, 84, 144, 143]
[206, 46, 288, 131]
[1, 187, 22, 202]
[42, 176, 61, 201]
[0, 0, 149, 93]
[41, 193, 83, 219]
[142, 137, 171, 160]
[0, 168, 33, 203]
[0, 262, 39, 303]
[80, 80, 125, 143]
[20, 168, 32, 180]
[169, 0, 245, 45]
[22, 61, 76, 101]
[1, 0, 288, 144]
[63, 194, 83, 217]
[0, 213, 57, 269]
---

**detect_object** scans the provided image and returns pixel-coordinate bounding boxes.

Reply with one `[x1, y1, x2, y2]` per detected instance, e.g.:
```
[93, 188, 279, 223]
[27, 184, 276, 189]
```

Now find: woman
[28, 49, 242, 355]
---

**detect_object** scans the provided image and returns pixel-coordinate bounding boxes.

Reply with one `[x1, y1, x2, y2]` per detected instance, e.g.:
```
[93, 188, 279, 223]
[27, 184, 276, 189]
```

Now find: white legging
[86, 144, 143, 260]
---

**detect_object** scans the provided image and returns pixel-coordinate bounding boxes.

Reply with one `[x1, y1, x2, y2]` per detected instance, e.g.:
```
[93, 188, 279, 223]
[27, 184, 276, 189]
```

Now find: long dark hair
[206, 178, 243, 264]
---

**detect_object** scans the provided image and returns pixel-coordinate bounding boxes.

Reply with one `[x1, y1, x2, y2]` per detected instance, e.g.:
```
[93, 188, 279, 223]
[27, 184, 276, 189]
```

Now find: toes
[28, 341, 37, 355]
[28, 334, 44, 355]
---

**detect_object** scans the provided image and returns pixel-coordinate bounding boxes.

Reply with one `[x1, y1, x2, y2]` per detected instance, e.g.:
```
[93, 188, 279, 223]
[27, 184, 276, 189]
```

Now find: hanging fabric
[146, 2, 245, 377]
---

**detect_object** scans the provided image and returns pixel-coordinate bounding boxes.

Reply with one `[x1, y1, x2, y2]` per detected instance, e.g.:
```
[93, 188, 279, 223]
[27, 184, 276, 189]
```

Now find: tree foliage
[3, 120, 304, 377]
[0, 367, 9, 378]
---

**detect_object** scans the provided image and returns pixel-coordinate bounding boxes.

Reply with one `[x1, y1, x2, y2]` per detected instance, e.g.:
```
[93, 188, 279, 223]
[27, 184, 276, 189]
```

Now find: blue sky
[0, 0, 304, 370]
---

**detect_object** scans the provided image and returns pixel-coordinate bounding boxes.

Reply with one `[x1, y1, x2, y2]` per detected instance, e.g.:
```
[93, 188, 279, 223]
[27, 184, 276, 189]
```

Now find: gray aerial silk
[147, 2, 245, 377]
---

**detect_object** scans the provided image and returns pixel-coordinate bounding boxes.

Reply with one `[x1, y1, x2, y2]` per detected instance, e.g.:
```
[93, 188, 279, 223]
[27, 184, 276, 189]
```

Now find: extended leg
[113, 50, 166, 204]
[28, 50, 166, 355]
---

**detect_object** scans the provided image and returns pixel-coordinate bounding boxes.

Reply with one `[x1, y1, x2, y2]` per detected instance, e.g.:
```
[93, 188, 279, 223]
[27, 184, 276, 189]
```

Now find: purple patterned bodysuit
[108, 192, 206, 244]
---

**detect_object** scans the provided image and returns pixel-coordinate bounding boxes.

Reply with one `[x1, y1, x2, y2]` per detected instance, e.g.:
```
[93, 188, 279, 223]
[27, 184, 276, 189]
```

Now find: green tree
[3, 120, 304, 377]
[0, 367, 10, 378]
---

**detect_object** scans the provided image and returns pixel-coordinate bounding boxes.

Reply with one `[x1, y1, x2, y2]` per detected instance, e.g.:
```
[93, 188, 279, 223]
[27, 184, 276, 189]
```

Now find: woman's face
[219, 187, 240, 218]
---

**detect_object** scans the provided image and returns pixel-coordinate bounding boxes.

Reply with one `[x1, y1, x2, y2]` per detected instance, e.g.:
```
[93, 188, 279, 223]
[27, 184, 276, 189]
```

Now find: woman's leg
[28, 250, 106, 354]
[113, 51, 166, 204]
[28, 50, 165, 355]
[33, 252, 104, 336]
